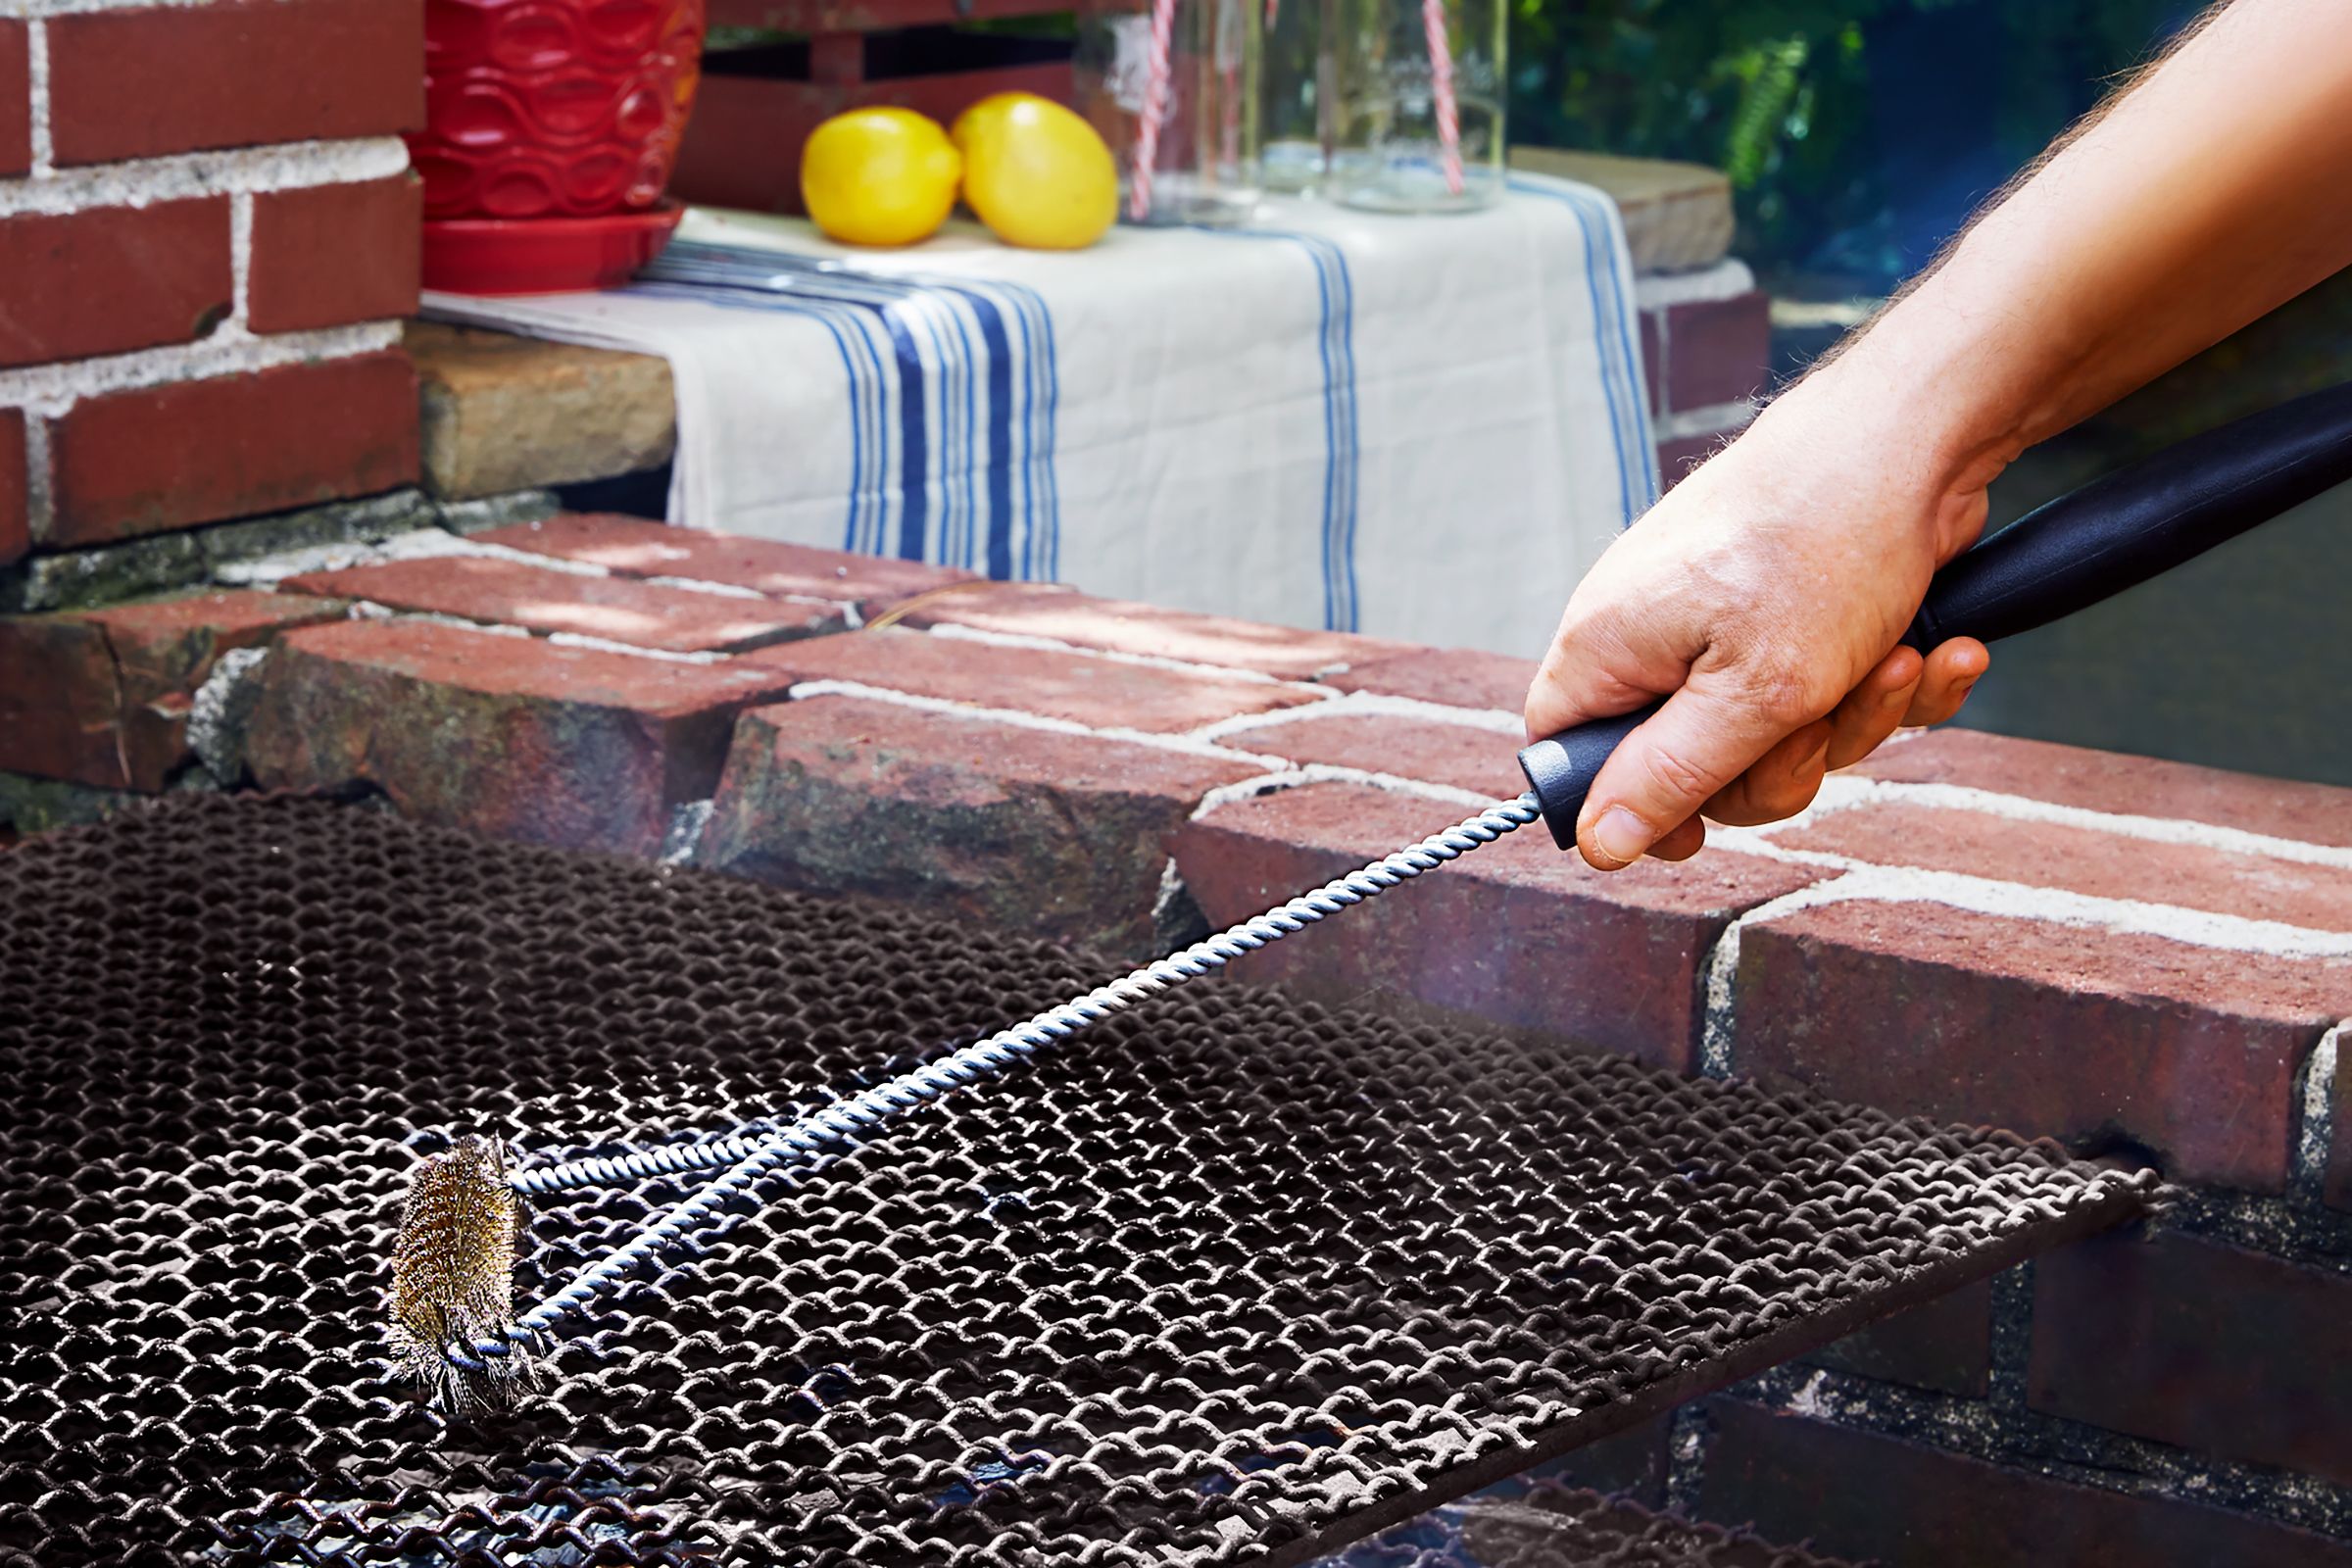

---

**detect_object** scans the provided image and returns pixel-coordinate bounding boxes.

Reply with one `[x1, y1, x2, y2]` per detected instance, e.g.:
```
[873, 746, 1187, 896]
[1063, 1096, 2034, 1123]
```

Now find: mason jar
[1075, 0, 1263, 225]
[1326, 0, 1504, 213]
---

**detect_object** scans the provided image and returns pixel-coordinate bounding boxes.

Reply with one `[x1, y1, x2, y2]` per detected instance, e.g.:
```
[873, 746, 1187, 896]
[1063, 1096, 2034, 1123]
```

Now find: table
[427, 175, 1657, 658]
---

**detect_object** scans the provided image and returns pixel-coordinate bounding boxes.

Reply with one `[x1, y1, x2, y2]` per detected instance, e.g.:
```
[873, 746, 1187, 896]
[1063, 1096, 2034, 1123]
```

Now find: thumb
[1574, 674, 1807, 869]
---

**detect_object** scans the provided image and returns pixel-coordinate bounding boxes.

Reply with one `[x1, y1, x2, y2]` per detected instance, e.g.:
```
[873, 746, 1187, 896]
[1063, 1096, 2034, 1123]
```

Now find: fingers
[1648, 815, 1707, 862]
[1522, 620, 1662, 749]
[1702, 717, 1836, 827]
[1561, 638, 1992, 871]
[1825, 646, 1926, 770]
[1574, 676, 1817, 870]
[1903, 638, 1990, 727]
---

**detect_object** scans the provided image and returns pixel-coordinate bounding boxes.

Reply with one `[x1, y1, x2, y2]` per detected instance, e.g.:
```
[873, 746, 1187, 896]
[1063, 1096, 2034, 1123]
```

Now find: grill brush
[397, 380, 2352, 1407]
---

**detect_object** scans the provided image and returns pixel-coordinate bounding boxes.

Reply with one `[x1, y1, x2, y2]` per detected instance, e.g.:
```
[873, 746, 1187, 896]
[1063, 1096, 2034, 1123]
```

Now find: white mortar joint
[24, 19, 52, 177]
[1186, 687, 1522, 744]
[920, 619, 1320, 691]
[0, 318, 400, 416]
[1782, 772, 2352, 872]
[2294, 1021, 2347, 1196]
[0, 136, 411, 218]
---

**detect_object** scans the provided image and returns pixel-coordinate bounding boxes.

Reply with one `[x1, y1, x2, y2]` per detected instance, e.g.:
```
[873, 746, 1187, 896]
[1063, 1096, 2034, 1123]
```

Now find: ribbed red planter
[409, 0, 705, 293]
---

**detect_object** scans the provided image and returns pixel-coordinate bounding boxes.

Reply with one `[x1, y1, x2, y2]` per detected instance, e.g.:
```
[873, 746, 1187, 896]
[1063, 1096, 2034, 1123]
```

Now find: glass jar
[1327, 0, 1504, 213]
[1075, 0, 1263, 225]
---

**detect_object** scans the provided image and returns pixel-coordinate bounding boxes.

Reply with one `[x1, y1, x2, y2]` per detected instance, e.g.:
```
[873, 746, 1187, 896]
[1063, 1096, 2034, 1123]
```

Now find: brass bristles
[389, 1134, 530, 1411]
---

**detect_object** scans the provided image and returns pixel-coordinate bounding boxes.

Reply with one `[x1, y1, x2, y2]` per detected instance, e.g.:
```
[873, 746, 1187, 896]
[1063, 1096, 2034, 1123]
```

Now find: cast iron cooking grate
[0, 796, 2151, 1566]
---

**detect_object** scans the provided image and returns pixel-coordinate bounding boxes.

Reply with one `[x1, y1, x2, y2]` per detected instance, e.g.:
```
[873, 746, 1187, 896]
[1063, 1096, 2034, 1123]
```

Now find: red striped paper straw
[1129, 0, 1181, 220]
[1422, 0, 1464, 196]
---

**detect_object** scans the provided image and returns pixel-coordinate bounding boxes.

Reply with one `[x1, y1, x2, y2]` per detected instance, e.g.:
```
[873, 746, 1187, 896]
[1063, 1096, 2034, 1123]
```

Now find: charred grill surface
[0, 796, 2152, 1565]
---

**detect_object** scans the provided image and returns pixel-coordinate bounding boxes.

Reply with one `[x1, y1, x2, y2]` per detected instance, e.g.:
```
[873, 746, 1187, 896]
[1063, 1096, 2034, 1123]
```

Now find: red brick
[1662, 291, 1769, 413]
[1215, 710, 1525, 799]
[283, 555, 842, 654]
[46, 0, 423, 166]
[1856, 729, 2352, 850]
[1803, 1274, 1992, 1397]
[1656, 433, 1724, 490]
[475, 514, 974, 614]
[244, 619, 801, 857]
[0, 23, 29, 177]
[1700, 1397, 2352, 1568]
[1735, 900, 2352, 1191]
[900, 581, 1416, 679]
[700, 696, 1262, 957]
[0, 590, 344, 790]
[1173, 782, 1829, 1071]
[741, 626, 1324, 734]
[0, 200, 232, 368]
[0, 409, 24, 566]
[247, 175, 421, 335]
[48, 351, 418, 547]
[1637, 309, 1662, 416]
[0, 618, 118, 788]
[2031, 1230, 2352, 1487]
[1774, 802, 2352, 932]
[1321, 647, 1539, 712]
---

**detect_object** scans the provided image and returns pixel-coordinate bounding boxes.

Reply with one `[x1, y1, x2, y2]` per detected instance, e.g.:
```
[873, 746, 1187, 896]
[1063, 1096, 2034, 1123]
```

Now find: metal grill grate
[0, 797, 2153, 1566]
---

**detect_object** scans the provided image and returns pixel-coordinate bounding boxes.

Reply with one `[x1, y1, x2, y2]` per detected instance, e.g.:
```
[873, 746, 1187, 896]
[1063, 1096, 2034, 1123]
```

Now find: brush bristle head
[389, 1133, 529, 1411]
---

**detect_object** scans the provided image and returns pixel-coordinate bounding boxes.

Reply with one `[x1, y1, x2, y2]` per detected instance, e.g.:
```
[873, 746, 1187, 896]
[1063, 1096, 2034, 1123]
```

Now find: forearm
[1794, 0, 2352, 519]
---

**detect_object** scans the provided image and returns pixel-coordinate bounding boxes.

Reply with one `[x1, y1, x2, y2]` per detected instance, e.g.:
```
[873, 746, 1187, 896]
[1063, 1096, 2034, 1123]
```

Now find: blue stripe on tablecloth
[636, 249, 905, 553]
[643, 245, 935, 561]
[643, 241, 1060, 579]
[627, 275, 894, 554]
[877, 304, 932, 562]
[1506, 176, 1658, 520]
[1001, 279, 1061, 580]
[955, 287, 1017, 579]
[1217, 227, 1359, 632]
[1577, 180, 1660, 511]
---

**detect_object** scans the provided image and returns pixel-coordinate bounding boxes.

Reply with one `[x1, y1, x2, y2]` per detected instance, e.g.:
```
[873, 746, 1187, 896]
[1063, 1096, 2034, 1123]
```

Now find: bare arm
[1526, 0, 2352, 870]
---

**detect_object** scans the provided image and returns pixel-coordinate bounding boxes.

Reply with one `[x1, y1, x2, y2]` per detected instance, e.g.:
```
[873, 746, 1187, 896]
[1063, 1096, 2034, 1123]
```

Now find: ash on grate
[0, 796, 2154, 1566]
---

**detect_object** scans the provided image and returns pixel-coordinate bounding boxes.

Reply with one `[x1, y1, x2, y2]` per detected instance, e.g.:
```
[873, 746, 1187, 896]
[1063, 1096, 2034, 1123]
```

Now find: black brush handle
[1518, 380, 2352, 850]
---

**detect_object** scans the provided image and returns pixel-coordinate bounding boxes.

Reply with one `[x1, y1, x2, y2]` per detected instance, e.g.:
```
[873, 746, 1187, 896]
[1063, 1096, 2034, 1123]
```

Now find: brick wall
[0, 0, 422, 569]
[7, 511, 2351, 1558]
[1637, 260, 1770, 489]
[17, 506, 2351, 1557]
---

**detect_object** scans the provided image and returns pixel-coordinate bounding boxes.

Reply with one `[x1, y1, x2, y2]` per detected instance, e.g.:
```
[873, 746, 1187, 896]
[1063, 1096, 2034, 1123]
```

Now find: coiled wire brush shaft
[409, 792, 1543, 1389]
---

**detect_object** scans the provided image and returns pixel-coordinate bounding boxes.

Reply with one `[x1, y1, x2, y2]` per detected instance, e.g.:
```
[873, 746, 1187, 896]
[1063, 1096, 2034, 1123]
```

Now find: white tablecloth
[425, 175, 1655, 657]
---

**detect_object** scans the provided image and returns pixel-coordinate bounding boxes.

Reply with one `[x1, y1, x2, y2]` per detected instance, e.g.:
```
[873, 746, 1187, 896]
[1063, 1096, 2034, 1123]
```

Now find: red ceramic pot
[410, 0, 705, 292]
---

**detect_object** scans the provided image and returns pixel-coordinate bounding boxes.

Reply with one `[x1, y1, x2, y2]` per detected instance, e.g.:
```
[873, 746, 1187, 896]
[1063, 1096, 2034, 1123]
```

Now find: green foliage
[1508, 0, 2185, 276]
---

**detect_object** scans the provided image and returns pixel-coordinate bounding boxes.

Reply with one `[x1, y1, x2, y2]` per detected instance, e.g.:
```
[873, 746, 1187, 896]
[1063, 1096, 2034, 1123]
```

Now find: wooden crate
[674, 0, 1076, 214]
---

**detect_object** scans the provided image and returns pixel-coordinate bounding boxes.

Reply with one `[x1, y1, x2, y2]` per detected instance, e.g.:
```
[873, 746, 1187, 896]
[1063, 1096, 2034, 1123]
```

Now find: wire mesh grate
[0, 796, 2152, 1565]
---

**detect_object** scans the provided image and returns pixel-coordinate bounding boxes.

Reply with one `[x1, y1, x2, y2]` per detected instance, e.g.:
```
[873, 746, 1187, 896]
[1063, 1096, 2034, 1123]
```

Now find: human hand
[1523, 373, 1994, 870]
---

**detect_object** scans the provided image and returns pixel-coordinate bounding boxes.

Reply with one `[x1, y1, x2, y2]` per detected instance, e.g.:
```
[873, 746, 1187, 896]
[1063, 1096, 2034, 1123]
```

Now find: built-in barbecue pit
[0, 795, 2155, 1564]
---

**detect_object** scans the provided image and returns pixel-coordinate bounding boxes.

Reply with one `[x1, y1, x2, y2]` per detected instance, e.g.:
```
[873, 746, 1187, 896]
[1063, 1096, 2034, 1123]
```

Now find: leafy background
[1509, 0, 2200, 290]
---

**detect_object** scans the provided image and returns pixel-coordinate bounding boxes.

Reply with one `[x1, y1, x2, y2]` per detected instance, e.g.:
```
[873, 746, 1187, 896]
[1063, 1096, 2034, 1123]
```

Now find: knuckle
[1639, 740, 1721, 808]
[1742, 662, 1827, 726]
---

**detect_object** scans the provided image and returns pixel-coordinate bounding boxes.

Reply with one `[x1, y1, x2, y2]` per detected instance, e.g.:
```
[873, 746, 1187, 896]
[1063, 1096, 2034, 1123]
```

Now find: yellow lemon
[955, 93, 1118, 251]
[801, 108, 962, 248]
[949, 91, 1030, 154]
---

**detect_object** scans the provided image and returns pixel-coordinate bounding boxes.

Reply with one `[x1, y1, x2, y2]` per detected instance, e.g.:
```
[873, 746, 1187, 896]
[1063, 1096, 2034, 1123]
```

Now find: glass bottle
[1075, 0, 1263, 225]
[1327, 0, 1504, 213]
